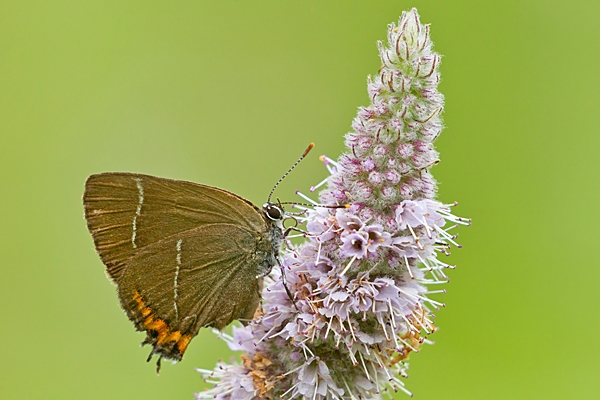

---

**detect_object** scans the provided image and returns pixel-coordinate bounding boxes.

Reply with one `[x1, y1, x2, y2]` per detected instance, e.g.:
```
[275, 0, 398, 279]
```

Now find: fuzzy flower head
[196, 9, 469, 399]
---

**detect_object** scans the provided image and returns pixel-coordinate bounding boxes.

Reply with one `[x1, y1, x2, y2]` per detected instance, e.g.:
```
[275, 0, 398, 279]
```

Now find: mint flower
[197, 8, 469, 399]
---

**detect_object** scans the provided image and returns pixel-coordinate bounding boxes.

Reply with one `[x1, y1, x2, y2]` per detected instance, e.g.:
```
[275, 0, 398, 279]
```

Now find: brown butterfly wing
[83, 173, 264, 282]
[117, 224, 265, 362]
[83, 173, 274, 363]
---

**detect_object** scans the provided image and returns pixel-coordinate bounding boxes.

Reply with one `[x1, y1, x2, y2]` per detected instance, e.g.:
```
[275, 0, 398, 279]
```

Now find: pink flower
[196, 9, 470, 399]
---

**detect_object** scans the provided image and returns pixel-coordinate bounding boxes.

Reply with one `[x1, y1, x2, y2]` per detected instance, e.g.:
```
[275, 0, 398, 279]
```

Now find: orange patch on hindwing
[132, 290, 190, 357]
[176, 334, 192, 354]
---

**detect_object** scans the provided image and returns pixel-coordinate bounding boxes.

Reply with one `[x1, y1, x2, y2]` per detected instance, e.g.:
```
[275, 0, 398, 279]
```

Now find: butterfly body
[83, 172, 284, 364]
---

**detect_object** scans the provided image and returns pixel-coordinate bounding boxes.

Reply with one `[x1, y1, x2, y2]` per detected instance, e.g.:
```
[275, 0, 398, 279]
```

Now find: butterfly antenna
[279, 201, 349, 209]
[267, 143, 315, 203]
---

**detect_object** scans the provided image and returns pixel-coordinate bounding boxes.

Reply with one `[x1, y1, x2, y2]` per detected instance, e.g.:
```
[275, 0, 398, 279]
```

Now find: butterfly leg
[282, 219, 308, 251]
[275, 255, 299, 311]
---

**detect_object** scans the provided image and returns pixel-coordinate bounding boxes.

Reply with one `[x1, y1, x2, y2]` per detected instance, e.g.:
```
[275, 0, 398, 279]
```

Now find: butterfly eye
[263, 203, 283, 220]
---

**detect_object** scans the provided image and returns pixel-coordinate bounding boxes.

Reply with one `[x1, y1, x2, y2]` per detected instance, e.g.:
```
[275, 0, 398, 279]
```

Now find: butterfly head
[262, 202, 285, 221]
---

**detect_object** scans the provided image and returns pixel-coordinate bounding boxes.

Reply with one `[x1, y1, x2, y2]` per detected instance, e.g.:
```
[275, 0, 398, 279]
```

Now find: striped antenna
[279, 201, 349, 209]
[267, 143, 315, 203]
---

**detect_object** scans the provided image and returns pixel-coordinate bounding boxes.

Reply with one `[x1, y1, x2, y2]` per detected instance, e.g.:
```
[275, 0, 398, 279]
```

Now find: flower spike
[197, 9, 468, 399]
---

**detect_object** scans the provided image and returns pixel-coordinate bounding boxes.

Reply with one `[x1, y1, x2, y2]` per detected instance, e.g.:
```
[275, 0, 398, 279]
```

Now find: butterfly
[83, 144, 314, 371]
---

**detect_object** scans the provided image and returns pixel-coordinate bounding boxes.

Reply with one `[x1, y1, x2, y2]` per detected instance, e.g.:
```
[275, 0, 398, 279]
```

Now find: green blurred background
[1, 1, 598, 399]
